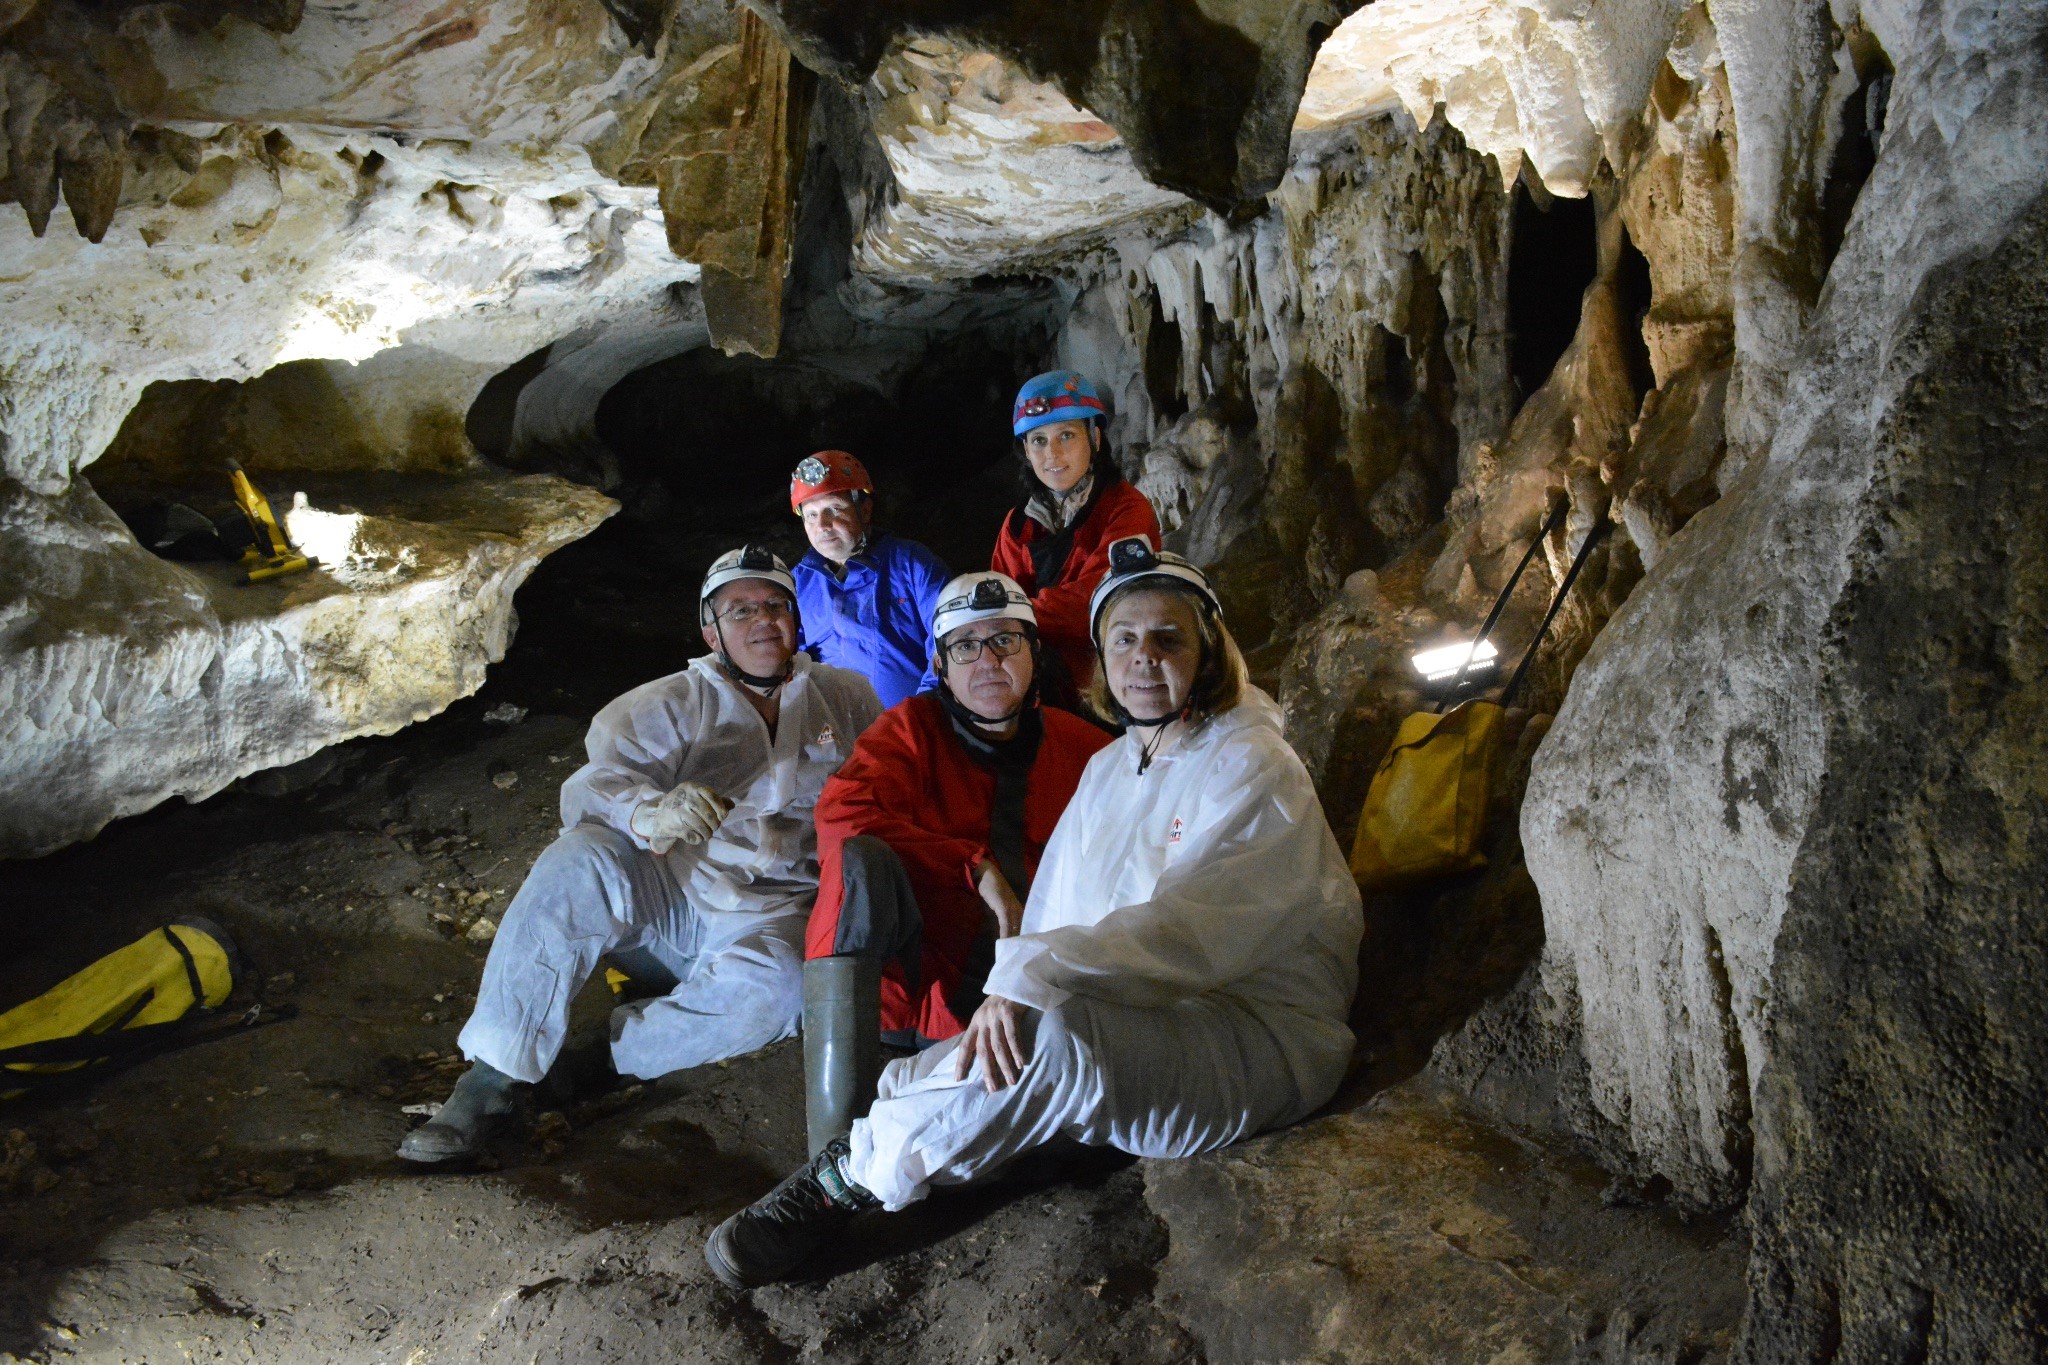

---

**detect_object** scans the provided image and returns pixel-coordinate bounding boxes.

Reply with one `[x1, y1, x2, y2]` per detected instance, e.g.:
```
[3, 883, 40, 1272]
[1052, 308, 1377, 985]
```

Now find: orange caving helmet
[789, 450, 874, 513]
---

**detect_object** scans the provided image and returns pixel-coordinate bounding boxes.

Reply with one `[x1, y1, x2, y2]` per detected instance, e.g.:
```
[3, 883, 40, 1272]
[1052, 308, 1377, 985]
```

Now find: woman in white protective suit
[706, 535, 1364, 1288]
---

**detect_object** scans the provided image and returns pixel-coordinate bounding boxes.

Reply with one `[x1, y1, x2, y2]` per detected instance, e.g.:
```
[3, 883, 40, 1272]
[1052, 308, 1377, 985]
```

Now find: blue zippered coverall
[793, 533, 952, 710]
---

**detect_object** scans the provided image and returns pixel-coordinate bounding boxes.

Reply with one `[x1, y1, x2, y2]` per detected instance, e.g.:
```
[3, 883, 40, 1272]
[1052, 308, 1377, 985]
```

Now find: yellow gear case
[1350, 700, 1506, 889]
[1351, 510, 1610, 893]
[0, 919, 239, 1097]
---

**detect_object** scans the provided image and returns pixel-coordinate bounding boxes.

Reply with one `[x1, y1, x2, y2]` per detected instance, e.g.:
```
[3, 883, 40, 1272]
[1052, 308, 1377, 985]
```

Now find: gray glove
[630, 782, 732, 855]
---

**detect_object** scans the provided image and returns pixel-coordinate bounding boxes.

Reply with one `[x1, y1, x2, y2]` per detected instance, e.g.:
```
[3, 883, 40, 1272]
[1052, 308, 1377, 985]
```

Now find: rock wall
[1740, 183, 2048, 1361]
[1518, 2, 2048, 1343]
[0, 469, 614, 858]
[0, 1, 755, 853]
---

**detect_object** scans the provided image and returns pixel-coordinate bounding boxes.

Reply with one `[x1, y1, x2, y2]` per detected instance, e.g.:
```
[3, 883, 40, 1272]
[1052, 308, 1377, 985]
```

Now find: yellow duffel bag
[1, 918, 240, 1097]
[1350, 699, 1506, 889]
[1351, 512, 1610, 892]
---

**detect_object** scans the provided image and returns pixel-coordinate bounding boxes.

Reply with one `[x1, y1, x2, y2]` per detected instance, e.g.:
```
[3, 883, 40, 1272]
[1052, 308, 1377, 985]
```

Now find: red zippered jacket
[806, 693, 1113, 1038]
[990, 478, 1160, 696]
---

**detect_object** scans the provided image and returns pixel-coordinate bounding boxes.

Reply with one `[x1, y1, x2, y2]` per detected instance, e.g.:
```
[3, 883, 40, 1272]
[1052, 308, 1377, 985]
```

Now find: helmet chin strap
[1105, 687, 1189, 775]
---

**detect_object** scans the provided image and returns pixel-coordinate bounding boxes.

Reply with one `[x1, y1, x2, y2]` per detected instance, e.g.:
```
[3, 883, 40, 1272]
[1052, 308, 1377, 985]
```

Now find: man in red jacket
[800, 571, 1112, 1152]
[991, 370, 1160, 709]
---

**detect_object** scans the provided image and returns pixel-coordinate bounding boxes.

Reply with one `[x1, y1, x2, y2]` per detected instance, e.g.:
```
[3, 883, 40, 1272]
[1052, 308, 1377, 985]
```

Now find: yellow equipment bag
[1351, 511, 1611, 892]
[1350, 700, 1506, 889]
[0, 918, 240, 1097]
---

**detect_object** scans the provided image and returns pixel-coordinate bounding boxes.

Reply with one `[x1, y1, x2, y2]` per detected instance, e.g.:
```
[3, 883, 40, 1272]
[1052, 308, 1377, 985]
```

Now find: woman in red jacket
[991, 370, 1160, 708]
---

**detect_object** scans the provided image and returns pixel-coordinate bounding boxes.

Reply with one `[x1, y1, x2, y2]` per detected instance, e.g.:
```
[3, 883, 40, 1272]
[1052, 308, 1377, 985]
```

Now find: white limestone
[1521, 0, 2048, 1206]
[0, 470, 614, 858]
[854, 40, 1191, 283]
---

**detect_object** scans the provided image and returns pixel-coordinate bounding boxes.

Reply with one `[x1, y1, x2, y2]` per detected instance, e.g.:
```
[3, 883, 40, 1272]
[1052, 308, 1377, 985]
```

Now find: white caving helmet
[699, 544, 800, 691]
[930, 571, 1040, 725]
[1087, 536, 1221, 645]
[699, 544, 798, 625]
[930, 572, 1037, 644]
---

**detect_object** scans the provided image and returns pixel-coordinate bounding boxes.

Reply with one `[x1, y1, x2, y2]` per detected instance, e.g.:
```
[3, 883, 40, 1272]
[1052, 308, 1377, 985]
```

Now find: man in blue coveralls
[788, 450, 952, 710]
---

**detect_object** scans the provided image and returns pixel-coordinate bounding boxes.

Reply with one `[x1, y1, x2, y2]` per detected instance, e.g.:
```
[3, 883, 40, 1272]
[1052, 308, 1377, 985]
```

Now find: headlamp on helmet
[788, 450, 874, 514]
[1088, 536, 1221, 645]
[930, 571, 1036, 645]
[1011, 370, 1108, 437]
[699, 544, 798, 625]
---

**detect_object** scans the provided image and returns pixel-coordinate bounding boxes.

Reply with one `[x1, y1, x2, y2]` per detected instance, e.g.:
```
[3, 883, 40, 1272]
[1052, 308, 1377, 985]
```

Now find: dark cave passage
[1508, 181, 1599, 404]
[592, 329, 1030, 569]
[1616, 223, 1657, 402]
[465, 294, 1063, 719]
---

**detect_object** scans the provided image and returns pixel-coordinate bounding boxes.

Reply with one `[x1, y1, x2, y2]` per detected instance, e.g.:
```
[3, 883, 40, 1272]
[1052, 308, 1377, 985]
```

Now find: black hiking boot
[704, 1137, 876, 1289]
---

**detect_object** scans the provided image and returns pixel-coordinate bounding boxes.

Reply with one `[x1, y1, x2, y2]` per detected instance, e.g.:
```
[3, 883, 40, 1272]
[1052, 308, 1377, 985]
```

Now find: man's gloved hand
[631, 782, 732, 855]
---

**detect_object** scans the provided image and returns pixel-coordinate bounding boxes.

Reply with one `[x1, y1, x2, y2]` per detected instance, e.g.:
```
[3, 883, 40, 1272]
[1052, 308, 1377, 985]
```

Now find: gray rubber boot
[396, 1060, 522, 1164]
[803, 956, 881, 1157]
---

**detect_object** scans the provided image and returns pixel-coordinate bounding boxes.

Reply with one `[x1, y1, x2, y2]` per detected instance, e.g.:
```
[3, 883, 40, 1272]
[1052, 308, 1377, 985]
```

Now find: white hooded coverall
[458, 653, 881, 1082]
[846, 687, 1363, 1209]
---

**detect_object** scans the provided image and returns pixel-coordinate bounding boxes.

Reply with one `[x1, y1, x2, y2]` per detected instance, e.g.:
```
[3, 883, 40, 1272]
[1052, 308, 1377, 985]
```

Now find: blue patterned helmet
[1011, 370, 1107, 437]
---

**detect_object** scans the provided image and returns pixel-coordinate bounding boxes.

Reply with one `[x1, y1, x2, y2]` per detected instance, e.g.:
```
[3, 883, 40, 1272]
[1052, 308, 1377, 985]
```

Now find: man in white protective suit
[398, 545, 882, 1164]
[704, 536, 1363, 1285]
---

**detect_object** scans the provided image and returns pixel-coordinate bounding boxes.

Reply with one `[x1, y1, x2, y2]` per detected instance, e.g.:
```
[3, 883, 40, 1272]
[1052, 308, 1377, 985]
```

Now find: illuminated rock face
[745, 0, 1361, 215]
[1520, 9, 2048, 1349]
[0, 2, 712, 854]
[852, 39, 1190, 284]
[0, 470, 613, 858]
[0, 1, 727, 494]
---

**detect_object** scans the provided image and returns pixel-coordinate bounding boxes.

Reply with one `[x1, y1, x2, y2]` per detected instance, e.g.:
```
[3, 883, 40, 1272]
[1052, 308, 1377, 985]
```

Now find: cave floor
[0, 516, 1747, 1363]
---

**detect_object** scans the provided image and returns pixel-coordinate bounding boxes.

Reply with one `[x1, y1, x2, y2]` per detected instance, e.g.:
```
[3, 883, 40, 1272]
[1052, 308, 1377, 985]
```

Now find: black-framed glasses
[718, 598, 794, 625]
[942, 630, 1029, 666]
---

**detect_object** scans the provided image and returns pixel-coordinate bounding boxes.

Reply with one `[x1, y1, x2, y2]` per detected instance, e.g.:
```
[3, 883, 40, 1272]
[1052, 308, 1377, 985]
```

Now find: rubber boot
[396, 1059, 522, 1164]
[803, 955, 881, 1157]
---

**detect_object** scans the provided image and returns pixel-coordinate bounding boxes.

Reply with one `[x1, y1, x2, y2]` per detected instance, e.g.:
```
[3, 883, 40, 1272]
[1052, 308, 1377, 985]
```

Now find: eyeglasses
[717, 598, 794, 625]
[942, 630, 1029, 666]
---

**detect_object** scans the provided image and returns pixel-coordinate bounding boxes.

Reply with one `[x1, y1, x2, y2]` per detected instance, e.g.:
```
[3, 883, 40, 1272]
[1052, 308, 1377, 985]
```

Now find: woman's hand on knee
[956, 995, 1029, 1092]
